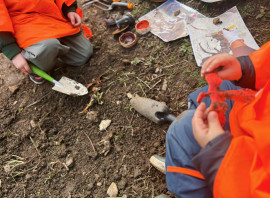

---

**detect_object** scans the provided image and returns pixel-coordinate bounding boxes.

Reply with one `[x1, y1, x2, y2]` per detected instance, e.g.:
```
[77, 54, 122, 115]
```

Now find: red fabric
[76, 8, 93, 39]
[1, 0, 89, 49]
[167, 166, 205, 180]
[214, 42, 270, 198]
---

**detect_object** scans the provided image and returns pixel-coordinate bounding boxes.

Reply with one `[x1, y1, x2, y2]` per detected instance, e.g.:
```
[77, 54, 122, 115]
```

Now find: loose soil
[0, 0, 269, 197]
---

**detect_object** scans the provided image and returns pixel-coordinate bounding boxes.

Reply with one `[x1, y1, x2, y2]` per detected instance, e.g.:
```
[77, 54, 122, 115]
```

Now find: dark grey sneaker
[28, 73, 45, 85]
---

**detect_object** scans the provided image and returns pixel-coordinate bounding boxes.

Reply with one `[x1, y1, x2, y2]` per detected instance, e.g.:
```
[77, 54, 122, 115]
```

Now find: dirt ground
[0, 0, 269, 197]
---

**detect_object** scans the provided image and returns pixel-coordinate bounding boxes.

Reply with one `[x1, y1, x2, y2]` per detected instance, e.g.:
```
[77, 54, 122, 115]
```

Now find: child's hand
[192, 103, 224, 148]
[67, 12, 81, 27]
[201, 53, 242, 81]
[12, 53, 32, 73]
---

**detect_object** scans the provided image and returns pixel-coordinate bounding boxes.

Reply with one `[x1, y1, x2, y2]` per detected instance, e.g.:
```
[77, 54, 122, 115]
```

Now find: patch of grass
[179, 39, 193, 56]
[124, 104, 133, 112]
[137, 83, 147, 97]
[239, 3, 256, 18]
[147, 41, 159, 49]
[114, 131, 124, 141]
[18, 107, 24, 113]
[192, 69, 207, 88]
[131, 57, 143, 66]
[4, 155, 27, 178]
[179, 101, 187, 109]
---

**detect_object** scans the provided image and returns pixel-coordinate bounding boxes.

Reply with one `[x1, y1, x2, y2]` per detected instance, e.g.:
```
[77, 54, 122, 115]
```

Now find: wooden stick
[84, 132, 96, 153]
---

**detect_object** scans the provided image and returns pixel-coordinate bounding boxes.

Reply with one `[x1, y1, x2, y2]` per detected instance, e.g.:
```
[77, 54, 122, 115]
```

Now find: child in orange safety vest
[165, 41, 270, 198]
[0, 0, 93, 84]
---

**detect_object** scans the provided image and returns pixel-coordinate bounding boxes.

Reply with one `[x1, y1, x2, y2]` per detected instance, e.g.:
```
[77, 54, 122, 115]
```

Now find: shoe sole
[150, 155, 166, 174]
[29, 77, 45, 85]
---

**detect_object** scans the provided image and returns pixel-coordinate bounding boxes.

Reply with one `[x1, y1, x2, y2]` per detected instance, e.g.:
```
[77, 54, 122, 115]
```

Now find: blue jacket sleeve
[191, 132, 232, 192]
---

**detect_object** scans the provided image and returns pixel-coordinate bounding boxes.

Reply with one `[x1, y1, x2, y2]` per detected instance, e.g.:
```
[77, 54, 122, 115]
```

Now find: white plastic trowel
[29, 63, 88, 96]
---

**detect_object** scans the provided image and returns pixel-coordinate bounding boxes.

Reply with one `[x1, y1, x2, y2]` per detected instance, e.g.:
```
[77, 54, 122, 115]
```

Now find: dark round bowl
[119, 32, 137, 48]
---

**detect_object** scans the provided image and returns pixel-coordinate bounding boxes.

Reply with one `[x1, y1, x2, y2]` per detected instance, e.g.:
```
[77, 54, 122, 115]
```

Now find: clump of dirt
[0, 0, 269, 197]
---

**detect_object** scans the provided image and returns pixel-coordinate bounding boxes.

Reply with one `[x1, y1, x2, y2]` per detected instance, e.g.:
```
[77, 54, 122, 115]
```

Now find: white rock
[162, 79, 167, 91]
[107, 182, 118, 197]
[99, 120, 111, 131]
[3, 164, 11, 173]
[127, 93, 134, 99]
[65, 156, 74, 168]
[30, 120, 37, 128]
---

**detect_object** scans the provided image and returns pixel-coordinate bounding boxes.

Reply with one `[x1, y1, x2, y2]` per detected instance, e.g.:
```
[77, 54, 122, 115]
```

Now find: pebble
[127, 93, 134, 99]
[162, 79, 168, 91]
[65, 156, 74, 168]
[3, 164, 11, 173]
[97, 182, 102, 186]
[30, 120, 37, 128]
[8, 85, 19, 94]
[99, 120, 111, 131]
[107, 182, 118, 197]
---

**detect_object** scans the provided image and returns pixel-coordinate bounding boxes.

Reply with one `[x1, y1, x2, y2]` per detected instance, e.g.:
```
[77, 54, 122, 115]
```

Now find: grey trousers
[22, 32, 93, 72]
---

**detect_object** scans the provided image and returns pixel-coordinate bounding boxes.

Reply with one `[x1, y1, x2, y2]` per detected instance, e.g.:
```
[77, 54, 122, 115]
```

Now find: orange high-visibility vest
[0, 0, 86, 49]
[214, 42, 270, 197]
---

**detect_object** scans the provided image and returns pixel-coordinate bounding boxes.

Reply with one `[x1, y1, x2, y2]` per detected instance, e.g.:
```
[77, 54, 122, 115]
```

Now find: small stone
[155, 68, 162, 74]
[116, 100, 121, 105]
[30, 120, 37, 128]
[99, 120, 111, 131]
[97, 182, 102, 186]
[127, 93, 134, 99]
[162, 79, 167, 91]
[8, 85, 19, 94]
[213, 17, 222, 25]
[122, 59, 131, 64]
[94, 174, 100, 180]
[107, 182, 118, 197]
[3, 164, 11, 173]
[174, 10, 181, 16]
[65, 156, 74, 168]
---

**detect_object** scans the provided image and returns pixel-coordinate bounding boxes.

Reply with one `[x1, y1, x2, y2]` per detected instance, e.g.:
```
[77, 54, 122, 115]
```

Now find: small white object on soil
[107, 182, 118, 197]
[65, 156, 74, 168]
[162, 79, 167, 91]
[99, 119, 111, 131]
[3, 164, 11, 173]
[30, 120, 37, 128]
[127, 93, 134, 99]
